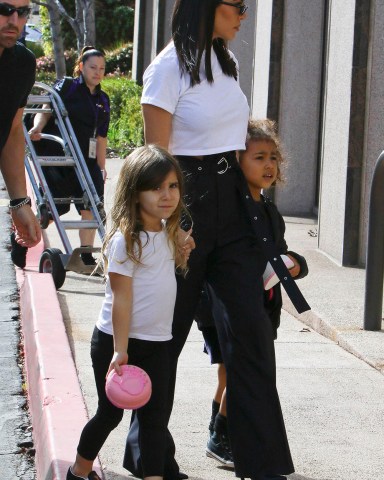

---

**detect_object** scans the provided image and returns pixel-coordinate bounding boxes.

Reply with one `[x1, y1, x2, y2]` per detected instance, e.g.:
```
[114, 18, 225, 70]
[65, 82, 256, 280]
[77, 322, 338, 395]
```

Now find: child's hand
[287, 254, 301, 278]
[107, 351, 128, 378]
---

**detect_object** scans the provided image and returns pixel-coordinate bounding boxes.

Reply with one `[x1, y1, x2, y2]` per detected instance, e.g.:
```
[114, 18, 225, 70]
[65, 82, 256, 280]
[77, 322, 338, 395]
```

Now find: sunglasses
[0, 3, 31, 18]
[218, 1, 248, 15]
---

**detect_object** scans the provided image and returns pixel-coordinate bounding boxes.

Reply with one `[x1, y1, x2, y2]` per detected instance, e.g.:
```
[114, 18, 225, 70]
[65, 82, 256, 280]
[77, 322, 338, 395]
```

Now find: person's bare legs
[215, 363, 226, 404]
[79, 209, 96, 247]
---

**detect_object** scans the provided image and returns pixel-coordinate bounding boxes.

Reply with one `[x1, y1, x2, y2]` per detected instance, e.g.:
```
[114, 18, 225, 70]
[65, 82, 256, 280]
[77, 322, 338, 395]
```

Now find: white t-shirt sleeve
[141, 53, 181, 114]
[107, 233, 134, 277]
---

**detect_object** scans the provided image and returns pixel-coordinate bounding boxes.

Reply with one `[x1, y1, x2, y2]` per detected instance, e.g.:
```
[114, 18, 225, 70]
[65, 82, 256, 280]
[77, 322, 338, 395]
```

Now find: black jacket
[261, 195, 308, 338]
[196, 194, 308, 339]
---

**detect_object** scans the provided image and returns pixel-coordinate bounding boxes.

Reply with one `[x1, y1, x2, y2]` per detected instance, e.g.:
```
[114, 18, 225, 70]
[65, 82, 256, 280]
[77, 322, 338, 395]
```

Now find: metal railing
[363, 150, 384, 330]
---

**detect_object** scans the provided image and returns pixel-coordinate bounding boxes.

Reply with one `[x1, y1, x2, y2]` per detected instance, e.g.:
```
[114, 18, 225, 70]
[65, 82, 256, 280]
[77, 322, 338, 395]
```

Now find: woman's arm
[96, 135, 107, 181]
[142, 104, 172, 149]
[107, 272, 133, 376]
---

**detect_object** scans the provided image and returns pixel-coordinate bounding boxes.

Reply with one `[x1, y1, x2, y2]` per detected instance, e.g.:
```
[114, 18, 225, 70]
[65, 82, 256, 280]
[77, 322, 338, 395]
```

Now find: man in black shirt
[0, 0, 41, 248]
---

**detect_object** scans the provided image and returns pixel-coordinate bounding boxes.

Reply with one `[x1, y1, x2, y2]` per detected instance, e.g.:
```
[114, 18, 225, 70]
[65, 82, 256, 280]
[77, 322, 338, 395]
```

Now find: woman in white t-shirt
[125, 2, 295, 480]
[66, 145, 190, 480]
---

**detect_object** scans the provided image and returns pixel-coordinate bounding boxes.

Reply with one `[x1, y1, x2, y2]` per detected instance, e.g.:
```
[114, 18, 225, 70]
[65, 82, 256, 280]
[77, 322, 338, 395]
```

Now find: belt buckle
[217, 157, 230, 175]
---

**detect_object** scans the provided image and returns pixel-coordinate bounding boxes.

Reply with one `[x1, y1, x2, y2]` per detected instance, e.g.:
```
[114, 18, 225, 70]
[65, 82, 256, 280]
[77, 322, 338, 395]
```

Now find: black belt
[176, 151, 238, 175]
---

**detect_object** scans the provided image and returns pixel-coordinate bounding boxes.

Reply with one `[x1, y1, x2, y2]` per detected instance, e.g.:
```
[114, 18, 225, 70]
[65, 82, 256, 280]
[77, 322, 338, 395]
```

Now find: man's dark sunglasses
[0, 3, 31, 18]
[218, 1, 248, 15]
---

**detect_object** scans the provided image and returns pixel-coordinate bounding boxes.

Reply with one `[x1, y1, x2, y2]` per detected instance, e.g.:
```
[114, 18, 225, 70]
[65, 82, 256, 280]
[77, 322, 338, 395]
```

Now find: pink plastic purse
[105, 364, 152, 409]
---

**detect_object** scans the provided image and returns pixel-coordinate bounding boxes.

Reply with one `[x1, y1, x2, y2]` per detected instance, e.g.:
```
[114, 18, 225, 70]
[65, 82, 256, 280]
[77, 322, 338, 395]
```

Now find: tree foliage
[35, 0, 134, 53]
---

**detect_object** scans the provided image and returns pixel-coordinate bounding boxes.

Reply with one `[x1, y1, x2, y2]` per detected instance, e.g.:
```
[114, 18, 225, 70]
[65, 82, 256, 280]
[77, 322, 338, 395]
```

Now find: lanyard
[85, 90, 102, 138]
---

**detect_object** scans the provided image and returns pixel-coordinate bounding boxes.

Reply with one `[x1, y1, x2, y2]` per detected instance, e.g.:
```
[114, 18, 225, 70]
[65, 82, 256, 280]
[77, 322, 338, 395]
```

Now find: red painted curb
[21, 273, 88, 479]
[17, 233, 103, 477]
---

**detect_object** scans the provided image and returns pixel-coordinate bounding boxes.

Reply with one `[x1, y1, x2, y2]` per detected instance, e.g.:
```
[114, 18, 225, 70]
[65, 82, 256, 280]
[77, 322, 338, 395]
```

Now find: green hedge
[102, 76, 143, 156]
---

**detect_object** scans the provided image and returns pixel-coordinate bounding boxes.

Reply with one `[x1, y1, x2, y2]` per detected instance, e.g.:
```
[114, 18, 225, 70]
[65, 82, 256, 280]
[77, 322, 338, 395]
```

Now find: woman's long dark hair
[171, 0, 238, 85]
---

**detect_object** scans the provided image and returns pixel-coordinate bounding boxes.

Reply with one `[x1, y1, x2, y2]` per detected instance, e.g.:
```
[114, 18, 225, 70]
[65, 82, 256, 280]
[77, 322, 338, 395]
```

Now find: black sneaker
[10, 231, 28, 269]
[206, 431, 234, 467]
[80, 252, 97, 266]
[263, 476, 287, 480]
[66, 466, 102, 480]
[244, 476, 287, 480]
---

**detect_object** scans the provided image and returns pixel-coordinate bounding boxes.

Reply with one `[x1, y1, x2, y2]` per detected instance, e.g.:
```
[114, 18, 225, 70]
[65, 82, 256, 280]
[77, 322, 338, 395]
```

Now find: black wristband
[9, 196, 32, 209]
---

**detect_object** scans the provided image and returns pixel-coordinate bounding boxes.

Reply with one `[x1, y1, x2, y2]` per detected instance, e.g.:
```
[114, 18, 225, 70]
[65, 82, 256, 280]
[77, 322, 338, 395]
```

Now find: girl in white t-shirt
[66, 145, 190, 480]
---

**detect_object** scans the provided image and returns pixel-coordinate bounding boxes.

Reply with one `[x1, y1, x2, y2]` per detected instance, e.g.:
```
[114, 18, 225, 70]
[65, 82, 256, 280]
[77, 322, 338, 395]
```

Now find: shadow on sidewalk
[102, 473, 331, 480]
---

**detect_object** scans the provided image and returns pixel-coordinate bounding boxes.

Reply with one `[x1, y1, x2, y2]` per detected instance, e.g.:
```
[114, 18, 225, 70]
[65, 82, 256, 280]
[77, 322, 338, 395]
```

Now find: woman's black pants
[124, 152, 294, 479]
[77, 327, 170, 478]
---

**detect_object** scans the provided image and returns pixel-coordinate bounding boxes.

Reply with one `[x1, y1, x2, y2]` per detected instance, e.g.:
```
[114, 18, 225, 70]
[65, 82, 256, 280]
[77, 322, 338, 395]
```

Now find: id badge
[89, 138, 97, 159]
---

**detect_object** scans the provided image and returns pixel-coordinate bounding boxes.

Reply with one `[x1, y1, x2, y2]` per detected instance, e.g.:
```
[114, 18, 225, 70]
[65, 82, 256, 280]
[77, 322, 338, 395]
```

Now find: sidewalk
[19, 157, 384, 480]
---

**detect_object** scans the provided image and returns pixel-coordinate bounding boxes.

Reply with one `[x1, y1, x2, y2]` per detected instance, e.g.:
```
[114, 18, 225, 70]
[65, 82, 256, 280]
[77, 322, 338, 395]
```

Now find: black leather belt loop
[237, 171, 311, 314]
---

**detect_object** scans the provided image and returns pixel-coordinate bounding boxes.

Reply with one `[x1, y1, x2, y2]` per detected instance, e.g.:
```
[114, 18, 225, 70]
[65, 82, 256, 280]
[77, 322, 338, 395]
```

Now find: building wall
[318, 0, 356, 263]
[275, 0, 325, 217]
[229, 1, 257, 104]
[360, 0, 384, 265]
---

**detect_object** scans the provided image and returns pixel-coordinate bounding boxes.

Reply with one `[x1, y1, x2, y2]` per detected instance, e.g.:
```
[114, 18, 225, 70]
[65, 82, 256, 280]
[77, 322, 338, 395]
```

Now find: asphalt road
[0, 177, 36, 480]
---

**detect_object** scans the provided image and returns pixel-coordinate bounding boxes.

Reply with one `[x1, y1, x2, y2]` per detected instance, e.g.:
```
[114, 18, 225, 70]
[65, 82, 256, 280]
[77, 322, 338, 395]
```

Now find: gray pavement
[43, 157, 384, 480]
[0, 177, 36, 480]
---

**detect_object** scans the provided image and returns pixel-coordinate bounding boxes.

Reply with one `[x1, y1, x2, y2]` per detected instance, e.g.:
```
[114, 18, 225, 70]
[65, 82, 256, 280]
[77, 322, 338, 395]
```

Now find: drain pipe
[363, 150, 384, 330]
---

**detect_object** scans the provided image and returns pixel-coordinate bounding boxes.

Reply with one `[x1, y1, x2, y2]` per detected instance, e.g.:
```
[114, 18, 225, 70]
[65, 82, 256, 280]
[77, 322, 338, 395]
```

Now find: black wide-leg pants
[124, 152, 294, 479]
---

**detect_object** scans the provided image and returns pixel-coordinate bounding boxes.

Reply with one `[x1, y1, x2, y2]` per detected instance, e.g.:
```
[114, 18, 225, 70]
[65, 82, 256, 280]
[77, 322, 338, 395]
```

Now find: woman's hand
[107, 350, 128, 378]
[28, 126, 43, 141]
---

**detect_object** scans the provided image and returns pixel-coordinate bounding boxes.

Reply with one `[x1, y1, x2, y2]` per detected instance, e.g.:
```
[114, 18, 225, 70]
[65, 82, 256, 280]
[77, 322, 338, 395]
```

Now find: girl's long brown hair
[102, 145, 189, 274]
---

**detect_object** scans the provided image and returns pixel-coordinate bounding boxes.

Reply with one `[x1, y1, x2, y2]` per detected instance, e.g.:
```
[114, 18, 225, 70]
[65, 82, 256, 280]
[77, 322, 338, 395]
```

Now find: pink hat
[105, 365, 152, 410]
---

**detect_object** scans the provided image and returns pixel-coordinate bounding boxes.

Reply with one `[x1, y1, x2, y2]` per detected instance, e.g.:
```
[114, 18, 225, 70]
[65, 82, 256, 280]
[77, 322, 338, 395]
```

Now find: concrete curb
[282, 293, 384, 376]
[18, 236, 103, 479]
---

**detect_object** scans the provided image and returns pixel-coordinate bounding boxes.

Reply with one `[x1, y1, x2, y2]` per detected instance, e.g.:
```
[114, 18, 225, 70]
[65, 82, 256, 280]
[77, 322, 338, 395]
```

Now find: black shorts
[201, 325, 223, 365]
[42, 161, 104, 215]
[195, 287, 223, 364]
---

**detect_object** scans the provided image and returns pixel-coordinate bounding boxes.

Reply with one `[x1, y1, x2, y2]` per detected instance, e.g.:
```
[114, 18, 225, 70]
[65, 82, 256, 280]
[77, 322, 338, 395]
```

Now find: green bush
[26, 41, 45, 58]
[35, 71, 56, 85]
[105, 43, 133, 76]
[102, 77, 144, 156]
[95, 2, 134, 50]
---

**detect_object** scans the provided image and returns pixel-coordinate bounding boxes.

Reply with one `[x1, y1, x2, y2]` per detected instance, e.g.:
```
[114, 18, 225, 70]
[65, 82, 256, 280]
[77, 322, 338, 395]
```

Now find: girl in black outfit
[200, 119, 308, 473]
